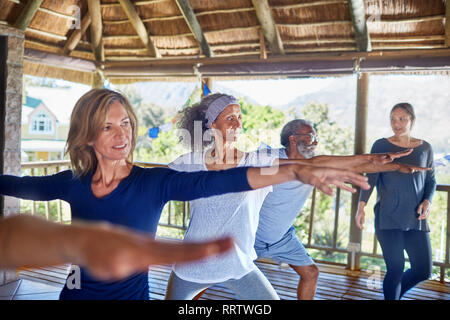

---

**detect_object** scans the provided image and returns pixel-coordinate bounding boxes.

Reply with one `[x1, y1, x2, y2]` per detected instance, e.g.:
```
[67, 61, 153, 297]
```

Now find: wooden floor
[149, 259, 450, 300]
[1, 259, 449, 300]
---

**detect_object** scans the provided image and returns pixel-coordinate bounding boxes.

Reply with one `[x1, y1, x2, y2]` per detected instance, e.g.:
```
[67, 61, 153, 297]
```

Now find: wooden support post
[0, 24, 25, 285]
[444, 189, 450, 283]
[307, 188, 317, 247]
[332, 188, 341, 249]
[347, 72, 369, 271]
[13, 0, 44, 30]
[0, 36, 6, 220]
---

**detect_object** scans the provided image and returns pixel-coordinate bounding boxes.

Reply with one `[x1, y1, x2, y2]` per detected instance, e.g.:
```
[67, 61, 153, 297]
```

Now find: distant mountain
[273, 75, 450, 154]
[275, 76, 357, 126]
[132, 81, 259, 109]
[31, 75, 444, 154]
[129, 75, 448, 153]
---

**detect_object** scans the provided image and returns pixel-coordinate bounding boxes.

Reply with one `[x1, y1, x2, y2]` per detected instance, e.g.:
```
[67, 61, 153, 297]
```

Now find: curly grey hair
[280, 119, 314, 148]
[176, 93, 234, 151]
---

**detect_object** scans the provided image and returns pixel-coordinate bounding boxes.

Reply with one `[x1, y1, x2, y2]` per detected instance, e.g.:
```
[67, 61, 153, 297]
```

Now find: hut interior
[0, 0, 449, 299]
[0, 0, 449, 85]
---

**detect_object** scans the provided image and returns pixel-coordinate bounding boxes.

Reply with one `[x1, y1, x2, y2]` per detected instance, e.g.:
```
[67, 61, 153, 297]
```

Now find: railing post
[444, 190, 450, 283]
[43, 167, 50, 220]
[31, 168, 36, 215]
[332, 188, 341, 249]
[347, 72, 369, 271]
[307, 188, 317, 247]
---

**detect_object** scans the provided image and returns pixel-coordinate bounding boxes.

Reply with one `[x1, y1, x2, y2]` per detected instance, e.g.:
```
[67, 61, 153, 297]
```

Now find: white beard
[297, 143, 316, 159]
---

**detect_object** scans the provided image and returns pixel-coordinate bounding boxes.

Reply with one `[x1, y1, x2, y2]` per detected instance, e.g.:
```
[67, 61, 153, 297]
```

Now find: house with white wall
[21, 85, 90, 161]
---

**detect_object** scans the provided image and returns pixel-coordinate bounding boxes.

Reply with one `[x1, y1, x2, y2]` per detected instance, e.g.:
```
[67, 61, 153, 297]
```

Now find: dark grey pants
[165, 268, 280, 300]
[376, 228, 432, 300]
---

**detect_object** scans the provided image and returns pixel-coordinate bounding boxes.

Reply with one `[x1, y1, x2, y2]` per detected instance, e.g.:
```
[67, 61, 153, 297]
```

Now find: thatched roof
[1, 0, 449, 84]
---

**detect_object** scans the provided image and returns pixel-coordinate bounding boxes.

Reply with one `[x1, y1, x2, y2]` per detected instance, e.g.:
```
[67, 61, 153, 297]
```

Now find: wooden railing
[19, 161, 450, 282]
[19, 160, 190, 228]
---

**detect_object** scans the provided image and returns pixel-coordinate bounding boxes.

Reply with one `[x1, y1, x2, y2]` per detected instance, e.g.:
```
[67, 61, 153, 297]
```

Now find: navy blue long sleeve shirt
[0, 165, 252, 299]
[359, 138, 436, 232]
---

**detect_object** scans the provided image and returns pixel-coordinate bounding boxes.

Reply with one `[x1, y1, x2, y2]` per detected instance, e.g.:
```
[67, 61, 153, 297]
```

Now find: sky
[216, 78, 335, 106]
[49, 76, 338, 108]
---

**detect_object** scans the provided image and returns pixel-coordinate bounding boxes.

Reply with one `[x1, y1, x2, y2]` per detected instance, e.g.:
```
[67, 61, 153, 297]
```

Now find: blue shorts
[254, 227, 315, 267]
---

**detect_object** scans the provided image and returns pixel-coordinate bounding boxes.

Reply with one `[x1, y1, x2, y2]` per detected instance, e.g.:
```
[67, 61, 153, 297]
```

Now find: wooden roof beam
[259, 29, 267, 59]
[87, 0, 105, 63]
[63, 14, 92, 55]
[102, 53, 450, 78]
[118, 0, 161, 58]
[348, 0, 372, 52]
[445, 0, 450, 46]
[251, 0, 284, 55]
[13, 0, 44, 30]
[24, 48, 97, 73]
[175, 0, 213, 57]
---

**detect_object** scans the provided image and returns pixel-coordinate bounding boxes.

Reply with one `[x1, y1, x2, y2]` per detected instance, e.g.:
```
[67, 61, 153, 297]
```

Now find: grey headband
[205, 95, 239, 128]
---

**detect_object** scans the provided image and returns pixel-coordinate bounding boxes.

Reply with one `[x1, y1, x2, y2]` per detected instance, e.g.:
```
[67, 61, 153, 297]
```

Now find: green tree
[237, 98, 286, 151]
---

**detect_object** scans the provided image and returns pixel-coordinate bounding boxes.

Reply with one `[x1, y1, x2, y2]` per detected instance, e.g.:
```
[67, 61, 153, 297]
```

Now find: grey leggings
[165, 269, 280, 300]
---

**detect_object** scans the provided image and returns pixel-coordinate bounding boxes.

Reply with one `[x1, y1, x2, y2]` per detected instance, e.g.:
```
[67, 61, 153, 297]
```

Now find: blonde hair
[66, 89, 138, 177]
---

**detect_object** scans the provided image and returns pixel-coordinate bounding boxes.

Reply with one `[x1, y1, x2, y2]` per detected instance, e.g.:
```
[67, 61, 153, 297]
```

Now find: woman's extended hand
[292, 165, 370, 196]
[370, 149, 413, 165]
[76, 223, 234, 280]
[417, 199, 431, 220]
[355, 202, 367, 230]
[397, 163, 431, 174]
[0, 215, 234, 281]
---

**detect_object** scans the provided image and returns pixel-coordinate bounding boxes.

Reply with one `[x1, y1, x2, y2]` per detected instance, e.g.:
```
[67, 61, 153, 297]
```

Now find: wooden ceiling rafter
[2, 0, 448, 82]
[87, 0, 105, 63]
[13, 0, 44, 30]
[174, 0, 213, 57]
[63, 13, 92, 55]
[445, 0, 450, 46]
[7, 15, 443, 47]
[251, 0, 284, 56]
[271, 0, 348, 10]
[100, 0, 167, 8]
[118, 0, 161, 58]
[348, 0, 372, 52]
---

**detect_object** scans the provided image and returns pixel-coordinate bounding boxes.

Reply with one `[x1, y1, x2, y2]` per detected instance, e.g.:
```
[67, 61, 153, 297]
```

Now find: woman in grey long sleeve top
[356, 103, 436, 300]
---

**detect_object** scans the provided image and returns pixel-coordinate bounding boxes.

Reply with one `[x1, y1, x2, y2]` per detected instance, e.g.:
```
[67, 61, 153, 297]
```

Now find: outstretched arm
[247, 164, 371, 196]
[0, 215, 233, 280]
[277, 149, 429, 173]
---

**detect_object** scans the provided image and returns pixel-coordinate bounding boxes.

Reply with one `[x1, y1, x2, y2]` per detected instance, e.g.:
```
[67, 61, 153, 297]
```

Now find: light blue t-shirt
[256, 148, 314, 244]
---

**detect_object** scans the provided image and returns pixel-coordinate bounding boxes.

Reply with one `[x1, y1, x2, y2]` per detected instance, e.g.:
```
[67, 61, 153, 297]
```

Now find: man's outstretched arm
[277, 149, 429, 173]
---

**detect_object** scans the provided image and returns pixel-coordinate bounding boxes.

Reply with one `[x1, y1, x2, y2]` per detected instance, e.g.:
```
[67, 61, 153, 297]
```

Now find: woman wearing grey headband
[164, 93, 424, 300]
[166, 93, 279, 299]
[176, 93, 240, 152]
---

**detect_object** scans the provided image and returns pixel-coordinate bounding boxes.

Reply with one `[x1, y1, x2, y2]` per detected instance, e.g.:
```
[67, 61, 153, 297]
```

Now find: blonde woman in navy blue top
[357, 103, 437, 300]
[0, 89, 371, 299]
